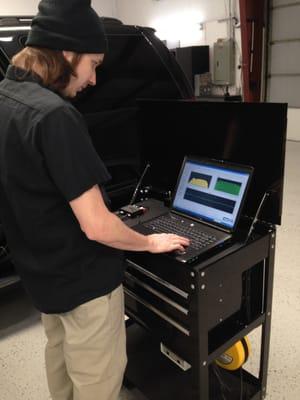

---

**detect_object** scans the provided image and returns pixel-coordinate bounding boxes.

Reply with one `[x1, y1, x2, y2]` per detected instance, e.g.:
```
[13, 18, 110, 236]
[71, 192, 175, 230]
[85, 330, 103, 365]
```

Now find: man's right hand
[70, 185, 190, 253]
[147, 233, 190, 254]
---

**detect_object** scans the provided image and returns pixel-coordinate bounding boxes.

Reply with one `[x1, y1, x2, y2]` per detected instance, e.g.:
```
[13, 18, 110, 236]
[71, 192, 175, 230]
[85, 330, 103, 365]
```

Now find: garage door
[267, 0, 300, 107]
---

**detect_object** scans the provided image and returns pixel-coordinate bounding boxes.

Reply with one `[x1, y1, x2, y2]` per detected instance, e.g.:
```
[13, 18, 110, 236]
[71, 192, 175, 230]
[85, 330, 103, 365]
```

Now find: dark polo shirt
[0, 66, 124, 313]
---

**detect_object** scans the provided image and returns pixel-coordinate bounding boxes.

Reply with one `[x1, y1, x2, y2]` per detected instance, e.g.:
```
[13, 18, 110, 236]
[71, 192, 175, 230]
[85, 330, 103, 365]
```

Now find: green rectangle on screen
[215, 178, 241, 196]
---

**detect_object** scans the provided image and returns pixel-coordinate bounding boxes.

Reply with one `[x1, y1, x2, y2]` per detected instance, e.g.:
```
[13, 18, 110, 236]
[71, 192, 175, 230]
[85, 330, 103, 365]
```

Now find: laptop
[134, 156, 253, 263]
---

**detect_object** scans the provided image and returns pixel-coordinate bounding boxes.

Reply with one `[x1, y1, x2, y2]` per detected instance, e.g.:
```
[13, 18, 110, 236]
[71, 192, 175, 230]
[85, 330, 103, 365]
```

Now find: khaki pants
[41, 285, 127, 400]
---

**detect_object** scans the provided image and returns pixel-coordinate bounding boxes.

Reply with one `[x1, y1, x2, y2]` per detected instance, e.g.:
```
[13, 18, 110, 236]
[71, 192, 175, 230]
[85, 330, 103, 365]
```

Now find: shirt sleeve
[39, 104, 111, 201]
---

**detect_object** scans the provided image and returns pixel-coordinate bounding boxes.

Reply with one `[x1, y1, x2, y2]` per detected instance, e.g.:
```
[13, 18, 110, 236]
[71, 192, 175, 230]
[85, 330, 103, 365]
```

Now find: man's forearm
[92, 212, 151, 251]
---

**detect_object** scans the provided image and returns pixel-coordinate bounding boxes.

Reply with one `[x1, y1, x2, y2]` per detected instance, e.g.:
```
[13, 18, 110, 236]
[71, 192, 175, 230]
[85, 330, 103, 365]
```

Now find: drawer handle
[125, 271, 189, 315]
[124, 287, 190, 336]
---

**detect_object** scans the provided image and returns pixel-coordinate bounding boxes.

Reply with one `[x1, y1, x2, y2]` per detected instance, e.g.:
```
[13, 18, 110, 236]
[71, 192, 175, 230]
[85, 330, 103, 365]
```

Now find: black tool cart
[122, 99, 288, 400]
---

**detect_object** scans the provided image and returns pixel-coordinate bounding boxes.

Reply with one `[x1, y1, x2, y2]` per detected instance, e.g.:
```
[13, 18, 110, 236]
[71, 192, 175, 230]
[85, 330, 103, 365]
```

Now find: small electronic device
[119, 204, 145, 218]
[116, 163, 150, 219]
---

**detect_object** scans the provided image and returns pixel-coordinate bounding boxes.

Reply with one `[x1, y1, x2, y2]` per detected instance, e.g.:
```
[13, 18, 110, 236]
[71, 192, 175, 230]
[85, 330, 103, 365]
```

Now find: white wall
[0, 0, 38, 15]
[116, 0, 232, 27]
[287, 109, 300, 141]
[92, 0, 116, 18]
[115, 0, 239, 49]
[0, 0, 116, 17]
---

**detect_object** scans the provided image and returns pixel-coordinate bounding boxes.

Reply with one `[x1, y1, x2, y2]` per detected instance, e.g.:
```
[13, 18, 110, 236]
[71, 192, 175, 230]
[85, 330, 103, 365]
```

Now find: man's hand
[147, 233, 190, 254]
[70, 185, 190, 253]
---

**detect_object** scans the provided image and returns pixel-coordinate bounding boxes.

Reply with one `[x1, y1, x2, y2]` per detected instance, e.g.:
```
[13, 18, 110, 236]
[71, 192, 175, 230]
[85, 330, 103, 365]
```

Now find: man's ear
[62, 50, 74, 63]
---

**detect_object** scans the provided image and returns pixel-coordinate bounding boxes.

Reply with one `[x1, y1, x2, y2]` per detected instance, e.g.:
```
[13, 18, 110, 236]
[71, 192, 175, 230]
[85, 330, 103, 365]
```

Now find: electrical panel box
[213, 38, 235, 85]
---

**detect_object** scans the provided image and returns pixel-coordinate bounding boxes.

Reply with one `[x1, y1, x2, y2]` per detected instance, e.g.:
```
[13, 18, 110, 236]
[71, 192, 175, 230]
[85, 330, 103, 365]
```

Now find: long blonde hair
[12, 47, 82, 92]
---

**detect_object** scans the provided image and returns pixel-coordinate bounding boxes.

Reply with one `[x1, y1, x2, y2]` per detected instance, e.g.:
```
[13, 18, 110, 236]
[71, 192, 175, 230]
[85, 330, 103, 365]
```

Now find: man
[0, 1, 189, 400]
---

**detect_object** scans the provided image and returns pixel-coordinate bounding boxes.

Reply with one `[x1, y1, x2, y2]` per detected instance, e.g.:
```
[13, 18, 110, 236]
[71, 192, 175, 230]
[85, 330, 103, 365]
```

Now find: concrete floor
[0, 140, 299, 400]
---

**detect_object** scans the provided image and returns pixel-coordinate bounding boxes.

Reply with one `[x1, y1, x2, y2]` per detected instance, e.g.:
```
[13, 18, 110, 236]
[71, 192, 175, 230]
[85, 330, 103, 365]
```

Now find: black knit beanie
[25, 0, 107, 53]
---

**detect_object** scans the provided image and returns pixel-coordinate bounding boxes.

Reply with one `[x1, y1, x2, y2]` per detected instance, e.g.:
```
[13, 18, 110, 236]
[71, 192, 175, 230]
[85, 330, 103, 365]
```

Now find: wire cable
[129, 163, 150, 205]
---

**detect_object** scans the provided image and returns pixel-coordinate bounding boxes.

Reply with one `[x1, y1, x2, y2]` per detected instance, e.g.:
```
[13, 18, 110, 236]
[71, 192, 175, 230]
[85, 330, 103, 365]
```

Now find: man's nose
[89, 71, 96, 86]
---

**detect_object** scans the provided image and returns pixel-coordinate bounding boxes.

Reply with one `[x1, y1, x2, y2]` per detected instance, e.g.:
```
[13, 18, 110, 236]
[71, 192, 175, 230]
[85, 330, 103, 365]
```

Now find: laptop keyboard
[144, 215, 217, 250]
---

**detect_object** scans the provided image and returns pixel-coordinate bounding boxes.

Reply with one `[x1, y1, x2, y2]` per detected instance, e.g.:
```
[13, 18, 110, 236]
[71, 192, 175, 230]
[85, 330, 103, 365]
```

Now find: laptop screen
[172, 158, 253, 231]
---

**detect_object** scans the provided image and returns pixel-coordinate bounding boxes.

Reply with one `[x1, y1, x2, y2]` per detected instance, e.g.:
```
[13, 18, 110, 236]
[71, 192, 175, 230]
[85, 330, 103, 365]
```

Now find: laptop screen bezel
[171, 156, 254, 233]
